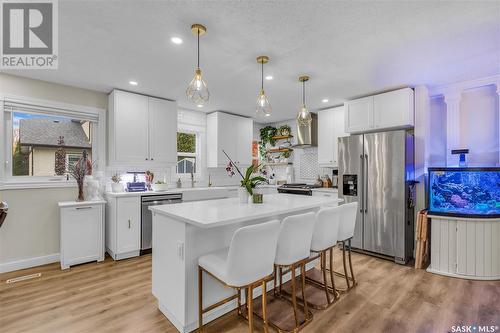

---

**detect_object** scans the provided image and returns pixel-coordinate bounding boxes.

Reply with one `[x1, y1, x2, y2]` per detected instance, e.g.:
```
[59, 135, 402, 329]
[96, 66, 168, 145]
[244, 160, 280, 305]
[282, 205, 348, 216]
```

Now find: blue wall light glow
[428, 168, 500, 218]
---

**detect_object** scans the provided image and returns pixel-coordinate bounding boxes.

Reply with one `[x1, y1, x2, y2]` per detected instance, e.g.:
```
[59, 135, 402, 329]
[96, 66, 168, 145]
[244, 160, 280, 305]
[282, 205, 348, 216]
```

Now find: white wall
[0, 73, 108, 271]
[430, 84, 499, 167]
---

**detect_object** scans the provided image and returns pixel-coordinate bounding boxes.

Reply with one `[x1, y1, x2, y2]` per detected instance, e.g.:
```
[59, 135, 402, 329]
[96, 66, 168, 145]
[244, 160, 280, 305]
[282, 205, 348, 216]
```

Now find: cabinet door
[149, 97, 177, 164]
[216, 113, 237, 166]
[61, 205, 101, 266]
[116, 197, 141, 254]
[344, 96, 373, 133]
[373, 88, 414, 129]
[318, 109, 335, 166]
[237, 117, 253, 166]
[113, 90, 149, 162]
[333, 107, 348, 167]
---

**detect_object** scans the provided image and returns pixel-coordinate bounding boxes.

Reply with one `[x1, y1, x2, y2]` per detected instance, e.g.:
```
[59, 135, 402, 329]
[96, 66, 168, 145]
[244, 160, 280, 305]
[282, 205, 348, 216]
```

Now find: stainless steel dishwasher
[141, 193, 182, 254]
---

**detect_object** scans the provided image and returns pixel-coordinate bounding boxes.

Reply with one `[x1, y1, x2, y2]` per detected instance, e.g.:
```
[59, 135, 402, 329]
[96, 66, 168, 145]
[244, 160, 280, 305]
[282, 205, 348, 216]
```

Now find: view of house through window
[177, 132, 196, 174]
[12, 112, 92, 177]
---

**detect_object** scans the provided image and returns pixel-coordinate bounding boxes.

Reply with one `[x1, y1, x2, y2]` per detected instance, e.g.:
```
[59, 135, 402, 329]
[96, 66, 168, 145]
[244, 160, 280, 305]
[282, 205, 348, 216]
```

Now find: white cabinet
[318, 106, 348, 167]
[344, 96, 373, 133]
[105, 196, 141, 260]
[344, 88, 414, 133]
[207, 112, 253, 167]
[148, 97, 177, 163]
[108, 90, 177, 166]
[59, 201, 106, 270]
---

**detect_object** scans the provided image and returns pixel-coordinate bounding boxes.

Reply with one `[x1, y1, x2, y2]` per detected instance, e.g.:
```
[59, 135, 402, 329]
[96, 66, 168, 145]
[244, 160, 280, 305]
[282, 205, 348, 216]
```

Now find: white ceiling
[3, 0, 500, 122]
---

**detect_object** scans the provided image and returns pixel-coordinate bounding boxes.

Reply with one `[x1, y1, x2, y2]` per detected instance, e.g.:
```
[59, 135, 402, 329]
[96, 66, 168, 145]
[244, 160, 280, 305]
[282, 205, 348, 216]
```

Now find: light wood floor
[1, 250, 499, 333]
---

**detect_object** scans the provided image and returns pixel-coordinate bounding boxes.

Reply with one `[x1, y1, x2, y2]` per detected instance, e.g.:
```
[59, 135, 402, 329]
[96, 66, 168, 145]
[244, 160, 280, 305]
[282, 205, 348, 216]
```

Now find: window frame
[176, 129, 201, 179]
[1, 94, 106, 189]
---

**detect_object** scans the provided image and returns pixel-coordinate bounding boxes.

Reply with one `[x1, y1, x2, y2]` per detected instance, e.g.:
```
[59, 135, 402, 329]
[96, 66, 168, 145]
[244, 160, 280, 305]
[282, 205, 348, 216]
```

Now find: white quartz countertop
[150, 193, 342, 228]
[105, 186, 238, 197]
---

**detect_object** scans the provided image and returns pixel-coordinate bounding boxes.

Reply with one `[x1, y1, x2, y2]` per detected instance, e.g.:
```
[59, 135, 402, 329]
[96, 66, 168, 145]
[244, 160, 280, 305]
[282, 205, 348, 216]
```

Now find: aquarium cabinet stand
[427, 215, 500, 280]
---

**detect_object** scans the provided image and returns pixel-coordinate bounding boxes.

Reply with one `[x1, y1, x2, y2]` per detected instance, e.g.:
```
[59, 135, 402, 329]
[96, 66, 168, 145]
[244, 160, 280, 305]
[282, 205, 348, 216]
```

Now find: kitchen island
[150, 193, 341, 333]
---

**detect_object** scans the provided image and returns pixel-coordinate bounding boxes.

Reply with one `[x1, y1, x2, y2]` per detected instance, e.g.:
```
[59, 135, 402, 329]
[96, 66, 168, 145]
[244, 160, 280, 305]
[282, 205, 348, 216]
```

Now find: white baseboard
[0, 253, 60, 273]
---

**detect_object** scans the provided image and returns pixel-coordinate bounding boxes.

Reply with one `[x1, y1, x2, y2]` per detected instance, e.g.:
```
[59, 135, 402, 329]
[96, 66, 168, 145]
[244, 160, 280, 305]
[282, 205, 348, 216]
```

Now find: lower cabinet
[106, 196, 141, 260]
[59, 201, 106, 270]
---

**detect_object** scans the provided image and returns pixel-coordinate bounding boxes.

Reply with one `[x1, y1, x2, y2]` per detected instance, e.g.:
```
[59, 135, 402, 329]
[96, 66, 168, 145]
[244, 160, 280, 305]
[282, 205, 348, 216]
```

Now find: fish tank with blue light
[428, 167, 500, 218]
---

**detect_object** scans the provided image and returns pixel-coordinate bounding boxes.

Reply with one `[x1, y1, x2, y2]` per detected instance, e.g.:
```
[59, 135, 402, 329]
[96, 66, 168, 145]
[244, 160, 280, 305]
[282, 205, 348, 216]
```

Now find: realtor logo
[1, 0, 58, 69]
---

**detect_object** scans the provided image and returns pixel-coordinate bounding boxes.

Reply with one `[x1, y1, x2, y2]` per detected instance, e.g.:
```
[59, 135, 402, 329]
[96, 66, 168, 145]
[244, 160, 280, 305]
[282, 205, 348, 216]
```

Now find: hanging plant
[260, 126, 277, 146]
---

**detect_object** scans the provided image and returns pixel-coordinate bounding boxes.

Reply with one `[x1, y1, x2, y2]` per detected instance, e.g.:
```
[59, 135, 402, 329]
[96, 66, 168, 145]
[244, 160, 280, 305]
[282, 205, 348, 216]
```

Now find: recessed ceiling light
[265, 113, 271, 117]
[322, 98, 329, 103]
[129, 81, 138, 86]
[197, 104, 203, 108]
[265, 75, 273, 80]
[171, 37, 183, 44]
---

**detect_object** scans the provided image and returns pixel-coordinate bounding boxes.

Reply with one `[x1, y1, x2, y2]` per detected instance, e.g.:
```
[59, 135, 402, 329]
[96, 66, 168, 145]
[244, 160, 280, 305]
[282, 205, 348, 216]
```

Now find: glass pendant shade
[186, 68, 209, 105]
[256, 89, 272, 117]
[296, 104, 312, 126]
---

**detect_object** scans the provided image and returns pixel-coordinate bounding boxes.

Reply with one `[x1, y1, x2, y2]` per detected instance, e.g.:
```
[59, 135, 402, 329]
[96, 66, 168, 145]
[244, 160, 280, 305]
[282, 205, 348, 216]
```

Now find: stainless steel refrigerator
[338, 130, 415, 264]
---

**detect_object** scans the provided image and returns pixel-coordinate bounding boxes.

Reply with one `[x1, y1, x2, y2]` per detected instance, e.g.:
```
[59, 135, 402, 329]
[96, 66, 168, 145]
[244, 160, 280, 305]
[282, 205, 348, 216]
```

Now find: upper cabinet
[108, 90, 177, 166]
[318, 106, 348, 168]
[207, 112, 253, 167]
[344, 88, 414, 133]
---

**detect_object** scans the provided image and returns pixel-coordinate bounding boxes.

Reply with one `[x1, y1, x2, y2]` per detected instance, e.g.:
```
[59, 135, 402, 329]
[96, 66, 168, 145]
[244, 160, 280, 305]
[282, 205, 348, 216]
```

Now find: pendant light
[256, 55, 272, 117]
[186, 24, 209, 105]
[297, 75, 312, 126]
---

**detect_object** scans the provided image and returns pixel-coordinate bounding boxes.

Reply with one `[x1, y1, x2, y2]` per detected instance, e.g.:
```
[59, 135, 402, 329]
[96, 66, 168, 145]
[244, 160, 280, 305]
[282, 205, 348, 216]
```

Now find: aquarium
[428, 167, 500, 218]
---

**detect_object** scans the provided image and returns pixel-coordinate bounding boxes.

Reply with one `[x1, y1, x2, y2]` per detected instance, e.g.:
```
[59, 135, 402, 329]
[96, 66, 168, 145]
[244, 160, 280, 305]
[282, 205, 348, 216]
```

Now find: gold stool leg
[347, 239, 356, 285]
[237, 288, 242, 315]
[300, 263, 310, 320]
[290, 264, 299, 327]
[248, 284, 254, 333]
[261, 280, 269, 333]
[279, 267, 283, 295]
[273, 265, 278, 296]
[198, 266, 203, 332]
[329, 248, 339, 300]
[322, 252, 332, 305]
[342, 241, 350, 289]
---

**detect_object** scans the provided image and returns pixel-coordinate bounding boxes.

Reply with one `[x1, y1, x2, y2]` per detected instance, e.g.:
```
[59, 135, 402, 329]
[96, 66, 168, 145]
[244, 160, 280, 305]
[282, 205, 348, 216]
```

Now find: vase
[238, 187, 250, 203]
[111, 182, 124, 193]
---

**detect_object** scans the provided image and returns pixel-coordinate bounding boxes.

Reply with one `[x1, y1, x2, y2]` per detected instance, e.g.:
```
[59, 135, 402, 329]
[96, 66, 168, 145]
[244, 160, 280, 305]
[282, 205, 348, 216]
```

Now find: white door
[236, 117, 253, 166]
[61, 206, 101, 265]
[114, 91, 149, 162]
[116, 197, 141, 254]
[149, 97, 177, 164]
[332, 107, 348, 167]
[318, 109, 335, 166]
[373, 88, 414, 129]
[217, 113, 237, 166]
[344, 96, 373, 133]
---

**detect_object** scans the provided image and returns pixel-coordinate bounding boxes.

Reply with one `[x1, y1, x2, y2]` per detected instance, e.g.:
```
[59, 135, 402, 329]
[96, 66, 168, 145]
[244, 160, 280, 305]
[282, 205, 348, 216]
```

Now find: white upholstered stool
[272, 211, 316, 332]
[298, 205, 342, 309]
[333, 202, 359, 292]
[198, 220, 281, 333]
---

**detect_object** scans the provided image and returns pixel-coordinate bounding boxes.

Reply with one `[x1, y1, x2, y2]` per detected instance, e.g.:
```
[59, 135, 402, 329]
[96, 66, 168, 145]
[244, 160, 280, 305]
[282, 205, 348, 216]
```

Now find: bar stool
[272, 211, 316, 332]
[198, 220, 281, 333]
[299, 205, 342, 309]
[332, 202, 359, 292]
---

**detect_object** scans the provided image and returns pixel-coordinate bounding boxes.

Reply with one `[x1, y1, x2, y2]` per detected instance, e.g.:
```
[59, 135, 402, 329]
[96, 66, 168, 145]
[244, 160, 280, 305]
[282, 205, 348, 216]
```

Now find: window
[176, 132, 198, 175]
[2, 97, 102, 187]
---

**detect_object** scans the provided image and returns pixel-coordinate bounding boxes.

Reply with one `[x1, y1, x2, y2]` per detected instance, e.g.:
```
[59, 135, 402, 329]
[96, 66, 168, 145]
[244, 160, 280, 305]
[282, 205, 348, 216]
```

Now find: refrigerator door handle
[364, 153, 368, 213]
[360, 154, 364, 213]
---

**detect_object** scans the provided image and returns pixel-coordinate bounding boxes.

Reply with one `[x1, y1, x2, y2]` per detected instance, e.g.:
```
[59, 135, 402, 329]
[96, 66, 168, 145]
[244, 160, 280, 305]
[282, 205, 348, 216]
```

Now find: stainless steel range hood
[294, 113, 317, 147]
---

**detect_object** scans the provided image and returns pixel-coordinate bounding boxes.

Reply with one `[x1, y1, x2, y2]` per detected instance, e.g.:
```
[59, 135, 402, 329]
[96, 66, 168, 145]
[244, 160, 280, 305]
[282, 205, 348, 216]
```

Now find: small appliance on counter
[332, 169, 339, 188]
[277, 183, 320, 196]
[127, 171, 147, 192]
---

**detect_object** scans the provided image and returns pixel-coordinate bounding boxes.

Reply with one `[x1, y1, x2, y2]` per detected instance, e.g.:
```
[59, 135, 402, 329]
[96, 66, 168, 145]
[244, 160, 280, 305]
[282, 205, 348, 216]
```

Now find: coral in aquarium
[429, 169, 500, 217]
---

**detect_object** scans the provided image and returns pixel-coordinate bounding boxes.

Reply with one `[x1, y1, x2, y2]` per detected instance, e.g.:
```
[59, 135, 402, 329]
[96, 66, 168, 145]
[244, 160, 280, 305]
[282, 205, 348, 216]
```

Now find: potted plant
[278, 124, 291, 137]
[153, 180, 168, 192]
[240, 165, 267, 203]
[67, 150, 93, 201]
[111, 173, 123, 193]
[260, 125, 277, 149]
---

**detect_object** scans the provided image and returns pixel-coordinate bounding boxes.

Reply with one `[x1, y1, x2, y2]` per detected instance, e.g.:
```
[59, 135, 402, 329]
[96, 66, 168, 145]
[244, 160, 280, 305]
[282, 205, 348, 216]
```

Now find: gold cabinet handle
[128, 219, 131, 229]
